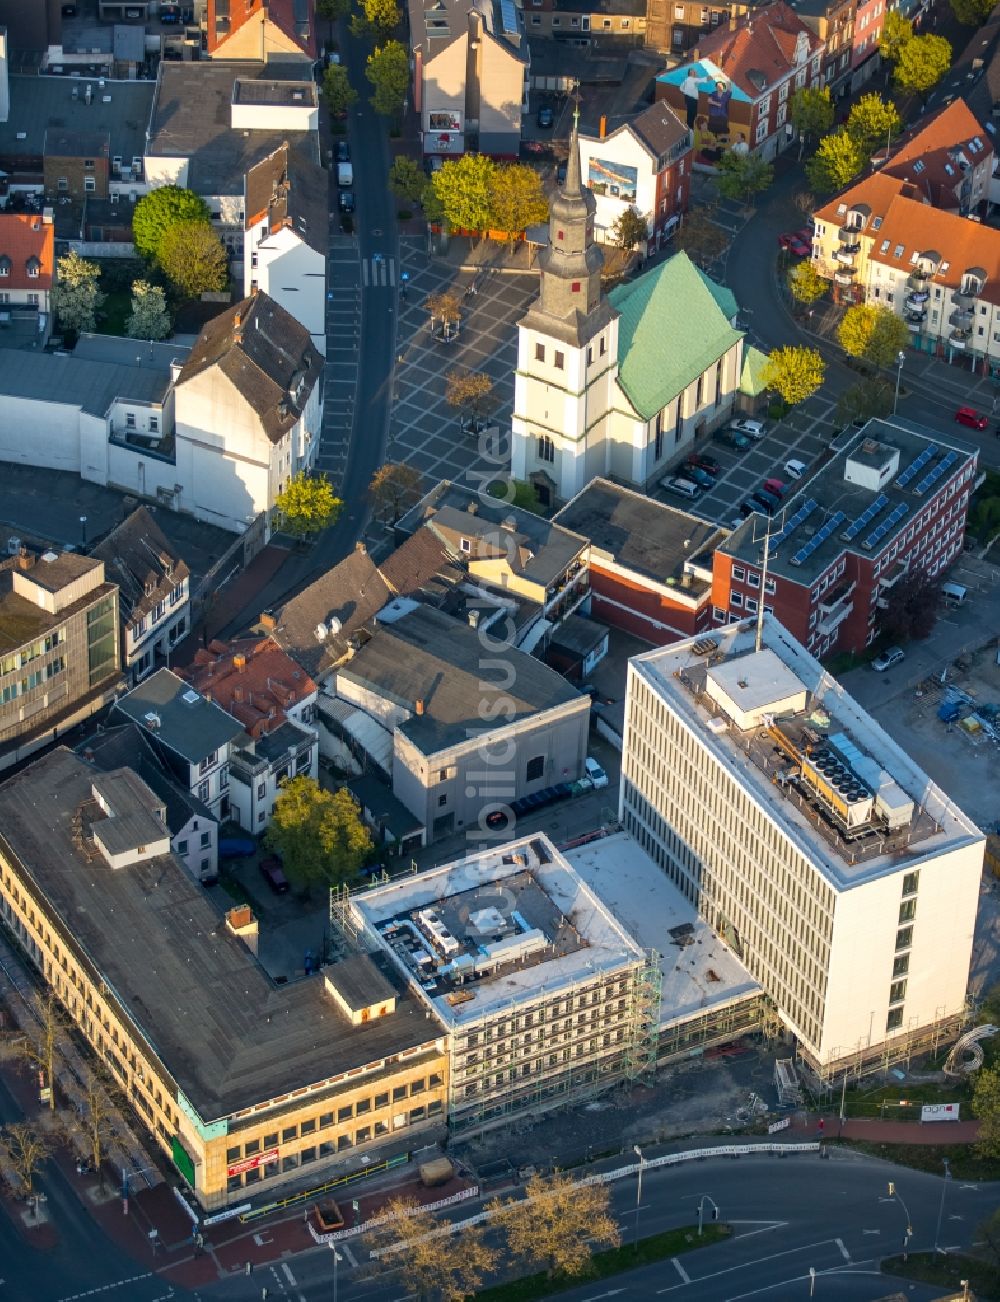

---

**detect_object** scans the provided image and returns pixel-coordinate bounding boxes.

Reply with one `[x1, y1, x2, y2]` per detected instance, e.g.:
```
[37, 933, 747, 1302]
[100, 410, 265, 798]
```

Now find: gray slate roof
[146, 62, 319, 197]
[114, 668, 245, 765]
[91, 505, 189, 628]
[338, 604, 585, 756]
[0, 748, 437, 1119]
[245, 141, 328, 257]
[0, 75, 155, 165]
[177, 292, 322, 445]
[0, 337, 182, 418]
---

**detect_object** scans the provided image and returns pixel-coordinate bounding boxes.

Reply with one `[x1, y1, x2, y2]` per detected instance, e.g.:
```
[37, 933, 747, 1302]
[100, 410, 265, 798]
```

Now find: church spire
[563, 101, 583, 199]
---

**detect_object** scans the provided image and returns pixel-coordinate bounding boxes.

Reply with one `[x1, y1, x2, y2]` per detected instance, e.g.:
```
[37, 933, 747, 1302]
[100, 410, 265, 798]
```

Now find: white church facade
[511, 117, 750, 507]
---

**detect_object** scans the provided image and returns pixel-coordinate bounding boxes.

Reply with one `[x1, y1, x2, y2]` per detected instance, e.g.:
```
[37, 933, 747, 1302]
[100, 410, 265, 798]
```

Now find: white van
[941, 581, 967, 606]
[662, 476, 699, 499]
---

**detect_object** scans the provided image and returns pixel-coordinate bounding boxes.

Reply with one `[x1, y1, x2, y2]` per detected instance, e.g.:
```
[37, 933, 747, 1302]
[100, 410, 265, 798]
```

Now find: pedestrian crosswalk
[362, 255, 396, 288]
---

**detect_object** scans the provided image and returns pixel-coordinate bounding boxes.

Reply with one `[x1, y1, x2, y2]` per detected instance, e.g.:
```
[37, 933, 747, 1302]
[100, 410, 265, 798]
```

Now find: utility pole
[755, 524, 772, 653]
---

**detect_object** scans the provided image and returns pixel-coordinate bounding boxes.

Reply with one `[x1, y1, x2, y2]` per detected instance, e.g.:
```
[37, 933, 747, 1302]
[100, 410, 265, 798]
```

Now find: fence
[309, 1184, 479, 1247]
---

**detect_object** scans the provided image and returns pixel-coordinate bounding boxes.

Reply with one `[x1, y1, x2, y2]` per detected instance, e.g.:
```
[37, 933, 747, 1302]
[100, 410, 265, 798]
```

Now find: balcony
[949, 327, 972, 349]
[905, 290, 930, 310]
[949, 305, 973, 329]
[835, 244, 859, 264]
[838, 222, 862, 242]
[833, 269, 856, 285]
[907, 268, 930, 291]
[817, 581, 856, 636]
[878, 560, 908, 591]
[953, 284, 980, 306]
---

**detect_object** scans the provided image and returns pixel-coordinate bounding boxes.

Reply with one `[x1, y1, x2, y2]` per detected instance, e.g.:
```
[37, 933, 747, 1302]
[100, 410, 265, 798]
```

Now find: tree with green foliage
[360, 0, 400, 34]
[761, 345, 825, 407]
[366, 41, 409, 120]
[951, 0, 994, 23]
[880, 566, 941, 641]
[316, 0, 351, 22]
[805, 130, 866, 193]
[51, 250, 105, 335]
[323, 62, 357, 117]
[837, 303, 910, 368]
[158, 221, 228, 299]
[837, 376, 893, 427]
[846, 93, 902, 153]
[716, 151, 773, 207]
[894, 33, 952, 100]
[125, 280, 171, 340]
[879, 10, 913, 62]
[611, 205, 649, 251]
[369, 462, 423, 523]
[787, 260, 828, 308]
[488, 163, 549, 246]
[432, 153, 497, 233]
[388, 156, 426, 206]
[974, 1064, 1000, 1159]
[790, 86, 834, 157]
[446, 369, 494, 429]
[265, 779, 372, 893]
[421, 180, 445, 224]
[132, 185, 212, 262]
[273, 472, 342, 540]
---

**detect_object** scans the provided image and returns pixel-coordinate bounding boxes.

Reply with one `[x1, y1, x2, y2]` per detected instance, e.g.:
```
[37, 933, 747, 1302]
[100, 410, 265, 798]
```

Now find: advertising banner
[227, 1146, 279, 1178]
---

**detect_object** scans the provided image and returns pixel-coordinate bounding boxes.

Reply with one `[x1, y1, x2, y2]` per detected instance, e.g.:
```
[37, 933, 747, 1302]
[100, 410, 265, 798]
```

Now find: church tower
[511, 109, 620, 506]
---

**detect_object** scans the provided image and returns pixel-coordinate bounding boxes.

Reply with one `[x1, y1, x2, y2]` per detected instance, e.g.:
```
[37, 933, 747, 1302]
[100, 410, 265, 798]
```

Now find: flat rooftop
[0, 74, 155, 164]
[554, 478, 725, 597]
[352, 834, 647, 1027]
[233, 78, 318, 107]
[0, 749, 440, 1121]
[0, 335, 186, 418]
[630, 615, 984, 889]
[722, 418, 977, 584]
[564, 832, 759, 1028]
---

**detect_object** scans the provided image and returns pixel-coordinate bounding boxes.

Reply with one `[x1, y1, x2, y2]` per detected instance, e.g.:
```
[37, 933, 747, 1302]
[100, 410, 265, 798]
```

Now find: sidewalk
[788, 1113, 980, 1146]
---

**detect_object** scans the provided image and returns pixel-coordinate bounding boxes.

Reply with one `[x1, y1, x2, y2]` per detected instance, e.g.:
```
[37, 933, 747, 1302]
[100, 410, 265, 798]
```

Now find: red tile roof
[0, 213, 54, 291]
[183, 636, 317, 739]
[869, 195, 1000, 305]
[881, 98, 992, 209]
[696, 1, 823, 100]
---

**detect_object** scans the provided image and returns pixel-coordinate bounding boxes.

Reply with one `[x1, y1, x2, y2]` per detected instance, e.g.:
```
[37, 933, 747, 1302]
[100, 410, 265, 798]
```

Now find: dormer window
[26, 257, 40, 279]
[0, 257, 10, 279]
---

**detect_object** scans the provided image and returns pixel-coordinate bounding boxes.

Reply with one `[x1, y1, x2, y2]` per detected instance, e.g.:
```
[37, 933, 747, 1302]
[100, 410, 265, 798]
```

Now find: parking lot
[655, 389, 841, 528]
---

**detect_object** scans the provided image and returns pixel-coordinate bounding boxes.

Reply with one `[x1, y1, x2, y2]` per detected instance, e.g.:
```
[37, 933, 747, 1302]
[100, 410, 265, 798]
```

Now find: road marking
[579, 1292, 625, 1301]
[656, 1238, 847, 1293]
[671, 1258, 690, 1284]
[835, 1238, 850, 1260]
[281, 1262, 297, 1285]
[862, 1228, 881, 1235]
[341, 1242, 358, 1267]
[731, 1221, 787, 1240]
[57, 1274, 154, 1301]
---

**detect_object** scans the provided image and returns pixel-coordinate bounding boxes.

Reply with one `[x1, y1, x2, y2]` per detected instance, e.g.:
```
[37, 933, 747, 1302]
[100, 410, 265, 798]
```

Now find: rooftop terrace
[630, 616, 983, 888]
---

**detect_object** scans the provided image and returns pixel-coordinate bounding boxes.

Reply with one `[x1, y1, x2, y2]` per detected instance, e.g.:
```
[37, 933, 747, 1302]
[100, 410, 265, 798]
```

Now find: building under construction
[350, 835, 661, 1133]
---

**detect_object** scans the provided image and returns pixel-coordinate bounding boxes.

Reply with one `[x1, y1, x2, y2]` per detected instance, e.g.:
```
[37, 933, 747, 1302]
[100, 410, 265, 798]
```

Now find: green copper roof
[607, 250, 743, 421]
[740, 345, 770, 397]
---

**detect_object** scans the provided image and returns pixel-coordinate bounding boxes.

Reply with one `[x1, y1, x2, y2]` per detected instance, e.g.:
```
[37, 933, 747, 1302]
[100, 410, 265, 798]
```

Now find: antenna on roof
[755, 524, 773, 654]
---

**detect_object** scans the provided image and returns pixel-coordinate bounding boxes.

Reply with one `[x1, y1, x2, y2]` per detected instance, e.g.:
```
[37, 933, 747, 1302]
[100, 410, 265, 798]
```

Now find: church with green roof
[511, 116, 753, 506]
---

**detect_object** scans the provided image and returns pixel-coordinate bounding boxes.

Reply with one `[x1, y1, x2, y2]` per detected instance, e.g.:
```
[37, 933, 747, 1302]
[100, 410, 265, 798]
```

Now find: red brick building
[553, 478, 727, 645]
[711, 421, 978, 660]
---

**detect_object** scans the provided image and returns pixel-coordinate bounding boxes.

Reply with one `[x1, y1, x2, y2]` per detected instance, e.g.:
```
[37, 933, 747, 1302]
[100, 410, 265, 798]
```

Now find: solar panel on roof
[770, 497, 819, 551]
[790, 510, 847, 567]
[914, 449, 960, 496]
[896, 444, 938, 488]
[841, 493, 889, 542]
[862, 502, 909, 550]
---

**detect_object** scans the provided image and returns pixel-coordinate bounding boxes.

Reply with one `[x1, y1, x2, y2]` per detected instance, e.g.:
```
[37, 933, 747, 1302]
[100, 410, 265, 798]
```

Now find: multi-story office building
[350, 834, 660, 1132]
[0, 748, 448, 1211]
[712, 419, 978, 659]
[621, 616, 984, 1080]
[0, 549, 121, 761]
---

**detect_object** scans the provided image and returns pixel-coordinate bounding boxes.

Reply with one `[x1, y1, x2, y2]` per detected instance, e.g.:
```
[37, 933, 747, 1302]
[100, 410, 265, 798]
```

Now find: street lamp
[893, 350, 905, 414]
[887, 1181, 914, 1261]
[80, 515, 87, 547]
[934, 1157, 951, 1256]
[329, 1244, 342, 1302]
[633, 1145, 644, 1247]
[697, 1194, 719, 1237]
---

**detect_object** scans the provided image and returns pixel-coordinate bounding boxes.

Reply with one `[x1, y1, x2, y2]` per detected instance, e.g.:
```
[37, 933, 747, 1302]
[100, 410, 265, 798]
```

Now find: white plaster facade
[245, 224, 326, 356]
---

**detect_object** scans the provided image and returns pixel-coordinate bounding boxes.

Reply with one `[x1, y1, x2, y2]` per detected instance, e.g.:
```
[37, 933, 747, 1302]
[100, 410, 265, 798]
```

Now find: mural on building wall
[587, 158, 638, 203]
[658, 62, 750, 167]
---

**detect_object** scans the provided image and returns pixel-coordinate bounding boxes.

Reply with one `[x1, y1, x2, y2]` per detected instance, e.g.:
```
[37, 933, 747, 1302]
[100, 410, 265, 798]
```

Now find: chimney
[599, 114, 607, 140]
[355, 540, 367, 555]
[467, 501, 478, 515]
[234, 654, 247, 672]
[258, 611, 277, 631]
[415, 698, 425, 715]
[226, 905, 259, 957]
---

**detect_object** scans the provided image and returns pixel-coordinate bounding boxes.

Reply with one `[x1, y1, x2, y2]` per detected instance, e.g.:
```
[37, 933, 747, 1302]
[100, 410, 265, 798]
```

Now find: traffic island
[881, 1250, 997, 1299]
[475, 1223, 731, 1302]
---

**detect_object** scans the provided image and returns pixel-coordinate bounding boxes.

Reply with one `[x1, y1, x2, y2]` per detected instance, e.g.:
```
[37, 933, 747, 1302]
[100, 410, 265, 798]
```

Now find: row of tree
[368, 1171, 620, 1300]
[390, 154, 551, 240]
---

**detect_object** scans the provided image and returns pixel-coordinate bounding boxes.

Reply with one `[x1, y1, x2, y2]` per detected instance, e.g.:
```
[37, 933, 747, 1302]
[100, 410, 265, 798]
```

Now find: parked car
[738, 499, 760, 518]
[662, 476, 700, 499]
[680, 465, 715, 489]
[730, 418, 767, 440]
[536, 105, 555, 128]
[339, 189, 356, 213]
[336, 140, 350, 163]
[750, 490, 780, 516]
[714, 428, 751, 452]
[784, 458, 807, 480]
[872, 646, 905, 672]
[794, 227, 814, 248]
[955, 405, 988, 430]
[259, 856, 290, 894]
[687, 452, 721, 475]
[584, 756, 609, 789]
[778, 233, 810, 257]
[763, 478, 786, 497]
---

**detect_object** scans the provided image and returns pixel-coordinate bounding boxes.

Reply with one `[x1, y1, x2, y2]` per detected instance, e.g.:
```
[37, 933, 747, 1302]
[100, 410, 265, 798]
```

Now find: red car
[763, 478, 786, 497]
[687, 452, 722, 475]
[955, 406, 988, 430]
[259, 855, 290, 894]
[778, 233, 810, 257]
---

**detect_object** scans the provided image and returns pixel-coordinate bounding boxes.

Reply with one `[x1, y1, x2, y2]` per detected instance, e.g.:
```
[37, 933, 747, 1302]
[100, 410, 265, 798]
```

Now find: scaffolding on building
[327, 882, 375, 963]
[655, 992, 766, 1065]
[799, 1007, 972, 1087]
